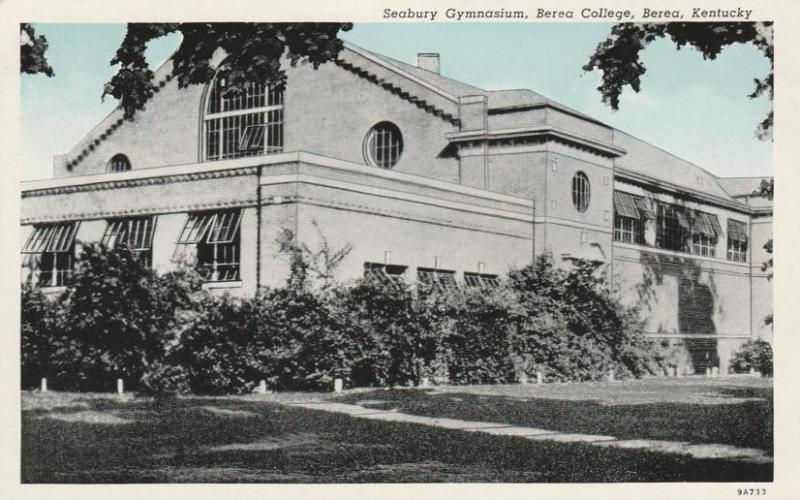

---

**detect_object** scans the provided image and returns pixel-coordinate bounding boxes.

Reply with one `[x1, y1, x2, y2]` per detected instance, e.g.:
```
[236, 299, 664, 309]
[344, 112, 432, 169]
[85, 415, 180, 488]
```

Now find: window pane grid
[613, 216, 643, 244]
[572, 172, 590, 212]
[365, 122, 402, 168]
[206, 75, 283, 161]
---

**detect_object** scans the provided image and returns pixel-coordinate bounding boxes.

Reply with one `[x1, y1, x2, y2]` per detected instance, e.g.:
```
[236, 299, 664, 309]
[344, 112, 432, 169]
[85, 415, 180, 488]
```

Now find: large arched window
[108, 154, 131, 172]
[572, 171, 591, 213]
[204, 75, 284, 161]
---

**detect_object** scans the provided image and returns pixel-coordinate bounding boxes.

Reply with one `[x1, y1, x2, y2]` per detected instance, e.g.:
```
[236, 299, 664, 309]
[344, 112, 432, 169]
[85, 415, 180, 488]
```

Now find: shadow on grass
[22, 393, 772, 483]
[337, 384, 773, 453]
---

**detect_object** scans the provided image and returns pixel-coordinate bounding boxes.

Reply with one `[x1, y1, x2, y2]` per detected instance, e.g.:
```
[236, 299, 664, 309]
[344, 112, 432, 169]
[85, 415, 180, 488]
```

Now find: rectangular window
[364, 262, 408, 285]
[176, 209, 242, 281]
[655, 203, 685, 251]
[687, 211, 720, 258]
[102, 216, 156, 267]
[727, 219, 749, 262]
[613, 216, 643, 244]
[417, 267, 458, 291]
[463, 272, 500, 290]
[613, 191, 645, 245]
[22, 221, 80, 287]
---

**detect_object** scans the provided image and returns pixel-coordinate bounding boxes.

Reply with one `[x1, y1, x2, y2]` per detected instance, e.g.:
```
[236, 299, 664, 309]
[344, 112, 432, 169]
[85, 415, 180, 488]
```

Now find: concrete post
[256, 380, 268, 394]
[420, 377, 430, 388]
[117, 378, 124, 395]
[40, 377, 47, 393]
[334, 378, 343, 393]
[518, 373, 528, 385]
[536, 372, 544, 385]
[607, 369, 615, 382]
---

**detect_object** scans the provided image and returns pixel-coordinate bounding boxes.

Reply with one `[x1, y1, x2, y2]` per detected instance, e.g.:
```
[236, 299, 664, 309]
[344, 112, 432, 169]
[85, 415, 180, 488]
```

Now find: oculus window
[364, 122, 403, 168]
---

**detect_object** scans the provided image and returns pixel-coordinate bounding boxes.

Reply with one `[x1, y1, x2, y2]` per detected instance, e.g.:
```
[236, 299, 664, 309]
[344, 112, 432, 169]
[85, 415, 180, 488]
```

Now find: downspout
[749, 216, 754, 339]
[256, 164, 263, 292]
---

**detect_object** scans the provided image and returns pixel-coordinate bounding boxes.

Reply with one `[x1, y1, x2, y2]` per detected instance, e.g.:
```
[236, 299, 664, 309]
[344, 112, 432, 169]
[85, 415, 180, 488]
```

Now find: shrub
[21, 281, 62, 389]
[507, 256, 663, 381]
[54, 244, 202, 392]
[731, 339, 773, 376]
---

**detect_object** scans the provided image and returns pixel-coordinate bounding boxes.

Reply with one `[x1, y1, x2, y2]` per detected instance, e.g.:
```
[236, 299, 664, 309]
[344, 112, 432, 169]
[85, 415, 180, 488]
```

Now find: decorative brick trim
[66, 74, 175, 171]
[22, 166, 258, 198]
[21, 199, 258, 225]
[335, 59, 460, 127]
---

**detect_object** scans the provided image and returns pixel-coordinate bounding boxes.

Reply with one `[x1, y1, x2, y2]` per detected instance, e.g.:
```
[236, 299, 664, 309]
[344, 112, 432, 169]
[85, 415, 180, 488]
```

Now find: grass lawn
[21, 377, 772, 483]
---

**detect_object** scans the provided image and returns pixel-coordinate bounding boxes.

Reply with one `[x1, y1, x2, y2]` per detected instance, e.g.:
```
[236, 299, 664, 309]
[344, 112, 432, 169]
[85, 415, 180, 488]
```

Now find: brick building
[20, 42, 773, 374]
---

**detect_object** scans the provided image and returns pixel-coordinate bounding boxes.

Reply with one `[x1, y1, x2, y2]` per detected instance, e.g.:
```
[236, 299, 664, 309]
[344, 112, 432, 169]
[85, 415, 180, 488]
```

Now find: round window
[572, 171, 590, 212]
[108, 154, 131, 173]
[364, 122, 403, 168]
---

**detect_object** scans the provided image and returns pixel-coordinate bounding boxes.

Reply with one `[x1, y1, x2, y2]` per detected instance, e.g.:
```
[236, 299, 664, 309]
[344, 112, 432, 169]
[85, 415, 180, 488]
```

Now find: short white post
[117, 378, 124, 395]
[607, 369, 615, 382]
[256, 380, 268, 394]
[750, 367, 757, 377]
[705, 367, 712, 377]
[536, 372, 543, 385]
[518, 373, 528, 385]
[40, 377, 47, 393]
[334, 378, 343, 393]
[420, 377, 430, 388]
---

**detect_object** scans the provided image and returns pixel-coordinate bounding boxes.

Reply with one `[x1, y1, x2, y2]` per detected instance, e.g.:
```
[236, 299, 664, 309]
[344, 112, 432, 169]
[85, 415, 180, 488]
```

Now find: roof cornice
[446, 126, 626, 158]
[615, 167, 770, 215]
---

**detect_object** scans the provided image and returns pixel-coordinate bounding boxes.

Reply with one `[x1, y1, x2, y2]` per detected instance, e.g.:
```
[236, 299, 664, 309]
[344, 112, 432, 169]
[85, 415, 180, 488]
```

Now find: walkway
[292, 400, 772, 464]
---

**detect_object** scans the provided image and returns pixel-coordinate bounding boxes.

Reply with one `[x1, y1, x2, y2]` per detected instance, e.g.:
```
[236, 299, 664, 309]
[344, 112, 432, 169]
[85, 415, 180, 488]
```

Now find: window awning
[102, 217, 156, 250]
[613, 191, 641, 219]
[22, 222, 80, 254]
[692, 211, 721, 238]
[676, 209, 691, 230]
[728, 219, 748, 242]
[178, 209, 242, 244]
[636, 198, 656, 219]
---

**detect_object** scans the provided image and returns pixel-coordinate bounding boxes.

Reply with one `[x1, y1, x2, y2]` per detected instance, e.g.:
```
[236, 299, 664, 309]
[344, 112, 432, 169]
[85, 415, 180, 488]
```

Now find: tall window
[613, 191, 644, 244]
[108, 154, 131, 172]
[176, 209, 242, 281]
[102, 216, 156, 267]
[655, 203, 685, 251]
[22, 222, 79, 287]
[204, 75, 283, 161]
[727, 219, 748, 262]
[572, 171, 590, 212]
[364, 122, 403, 168]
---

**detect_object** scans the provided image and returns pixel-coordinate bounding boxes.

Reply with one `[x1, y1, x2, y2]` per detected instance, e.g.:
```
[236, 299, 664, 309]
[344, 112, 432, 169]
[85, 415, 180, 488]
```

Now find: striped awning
[728, 219, 748, 242]
[692, 211, 721, 238]
[636, 198, 656, 219]
[177, 209, 242, 245]
[613, 191, 641, 219]
[102, 216, 156, 251]
[22, 222, 80, 254]
[676, 209, 691, 230]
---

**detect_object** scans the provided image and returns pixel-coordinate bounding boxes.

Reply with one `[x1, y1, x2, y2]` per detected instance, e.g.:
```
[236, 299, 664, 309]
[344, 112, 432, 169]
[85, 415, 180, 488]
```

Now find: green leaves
[103, 23, 352, 120]
[20, 23, 54, 77]
[584, 22, 774, 139]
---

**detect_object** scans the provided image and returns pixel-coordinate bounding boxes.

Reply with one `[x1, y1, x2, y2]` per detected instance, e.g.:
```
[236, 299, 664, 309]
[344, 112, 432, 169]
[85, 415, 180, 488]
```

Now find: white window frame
[203, 75, 284, 161]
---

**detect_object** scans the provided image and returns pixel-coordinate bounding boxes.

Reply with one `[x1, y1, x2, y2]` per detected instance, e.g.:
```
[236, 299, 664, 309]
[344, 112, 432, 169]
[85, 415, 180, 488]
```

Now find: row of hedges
[23, 244, 669, 394]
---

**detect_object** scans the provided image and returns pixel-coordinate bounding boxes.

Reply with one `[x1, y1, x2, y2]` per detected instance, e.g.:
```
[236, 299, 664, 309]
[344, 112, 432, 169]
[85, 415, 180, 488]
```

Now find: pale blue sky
[21, 23, 772, 181]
